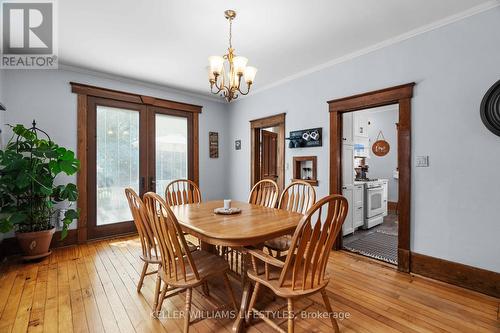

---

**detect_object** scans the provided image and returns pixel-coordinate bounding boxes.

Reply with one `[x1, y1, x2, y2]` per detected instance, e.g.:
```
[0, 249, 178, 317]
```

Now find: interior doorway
[340, 105, 399, 265]
[328, 83, 415, 272]
[250, 113, 286, 191]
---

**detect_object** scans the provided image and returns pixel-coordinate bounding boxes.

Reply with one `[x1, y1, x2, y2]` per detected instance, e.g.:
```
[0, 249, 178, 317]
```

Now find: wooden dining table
[170, 200, 304, 333]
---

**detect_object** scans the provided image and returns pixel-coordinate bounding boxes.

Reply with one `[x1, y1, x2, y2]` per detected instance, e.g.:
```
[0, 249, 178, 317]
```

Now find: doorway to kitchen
[340, 105, 399, 265]
[328, 83, 414, 272]
[250, 113, 285, 191]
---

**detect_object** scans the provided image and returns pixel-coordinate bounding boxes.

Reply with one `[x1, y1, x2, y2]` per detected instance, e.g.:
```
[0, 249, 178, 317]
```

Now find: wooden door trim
[74, 83, 200, 242]
[70, 82, 203, 114]
[328, 83, 415, 272]
[250, 113, 286, 191]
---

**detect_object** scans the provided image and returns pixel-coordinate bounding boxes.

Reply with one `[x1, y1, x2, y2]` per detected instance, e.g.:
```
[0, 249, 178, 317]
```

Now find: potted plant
[0, 121, 79, 259]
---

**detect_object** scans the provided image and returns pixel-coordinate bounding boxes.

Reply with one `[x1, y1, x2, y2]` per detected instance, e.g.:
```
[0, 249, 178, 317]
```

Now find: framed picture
[235, 140, 241, 150]
[209, 132, 219, 158]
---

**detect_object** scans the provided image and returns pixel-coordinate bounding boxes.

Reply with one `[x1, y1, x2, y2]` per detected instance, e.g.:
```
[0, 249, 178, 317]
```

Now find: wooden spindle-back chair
[143, 192, 237, 333]
[165, 179, 202, 206]
[264, 181, 316, 256]
[125, 188, 160, 292]
[245, 194, 348, 333]
[248, 179, 279, 208]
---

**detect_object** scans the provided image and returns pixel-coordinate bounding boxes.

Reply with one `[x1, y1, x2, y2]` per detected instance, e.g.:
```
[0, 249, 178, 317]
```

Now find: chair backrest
[143, 192, 199, 282]
[248, 179, 279, 208]
[125, 188, 159, 260]
[278, 181, 316, 215]
[165, 179, 202, 206]
[279, 195, 348, 291]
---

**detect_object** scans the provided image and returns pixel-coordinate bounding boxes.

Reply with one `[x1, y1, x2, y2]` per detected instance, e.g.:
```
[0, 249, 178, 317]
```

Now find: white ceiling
[59, 0, 495, 98]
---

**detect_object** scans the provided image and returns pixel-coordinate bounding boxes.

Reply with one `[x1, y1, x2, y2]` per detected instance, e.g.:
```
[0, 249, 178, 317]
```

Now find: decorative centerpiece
[0, 122, 80, 260]
[214, 199, 241, 215]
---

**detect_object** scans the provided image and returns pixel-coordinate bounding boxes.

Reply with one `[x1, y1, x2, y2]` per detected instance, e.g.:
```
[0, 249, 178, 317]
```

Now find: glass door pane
[154, 113, 188, 194]
[96, 105, 140, 226]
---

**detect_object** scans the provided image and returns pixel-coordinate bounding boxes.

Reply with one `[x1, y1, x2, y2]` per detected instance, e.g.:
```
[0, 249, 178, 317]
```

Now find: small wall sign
[209, 132, 219, 158]
[287, 128, 322, 148]
[372, 130, 390, 157]
[235, 140, 241, 150]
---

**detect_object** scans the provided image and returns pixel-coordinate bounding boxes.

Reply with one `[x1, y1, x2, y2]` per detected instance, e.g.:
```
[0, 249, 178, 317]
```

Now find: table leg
[200, 240, 216, 254]
[232, 280, 253, 333]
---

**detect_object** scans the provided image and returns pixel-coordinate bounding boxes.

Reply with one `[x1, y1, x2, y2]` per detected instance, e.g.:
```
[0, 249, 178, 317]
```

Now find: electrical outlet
[416, 156, 429, 167]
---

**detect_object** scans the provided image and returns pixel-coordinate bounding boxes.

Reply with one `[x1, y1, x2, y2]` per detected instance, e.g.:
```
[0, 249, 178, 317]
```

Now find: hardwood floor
[0, 236, 498, 333]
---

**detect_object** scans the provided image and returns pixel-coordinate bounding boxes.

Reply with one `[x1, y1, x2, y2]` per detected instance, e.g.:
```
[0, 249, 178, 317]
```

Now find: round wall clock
[480, 80, 500, 137]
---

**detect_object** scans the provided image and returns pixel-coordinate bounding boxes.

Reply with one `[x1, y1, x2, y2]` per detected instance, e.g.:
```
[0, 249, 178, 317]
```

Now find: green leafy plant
[0, 123, 80, 239]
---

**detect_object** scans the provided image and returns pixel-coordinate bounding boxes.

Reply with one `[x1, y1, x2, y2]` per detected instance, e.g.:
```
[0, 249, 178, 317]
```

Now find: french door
[87, 97, 193, 239]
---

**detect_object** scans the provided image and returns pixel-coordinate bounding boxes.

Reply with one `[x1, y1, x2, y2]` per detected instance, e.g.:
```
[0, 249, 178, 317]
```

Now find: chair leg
[183, 288, 192, 333]
[321, 289, 340, 333]
[246, 282, 261, 324]
[287, 298, 294, 333]
[155, 282, 168, 313]
[202, 281, 210, 296]
[222, 272, 238, 310]
[137, 262, 149, 292]
[153, 274, 162, 313]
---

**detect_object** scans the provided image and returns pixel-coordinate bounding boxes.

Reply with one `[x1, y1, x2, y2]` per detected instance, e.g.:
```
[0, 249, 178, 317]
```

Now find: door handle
[149, 177, 155, 191]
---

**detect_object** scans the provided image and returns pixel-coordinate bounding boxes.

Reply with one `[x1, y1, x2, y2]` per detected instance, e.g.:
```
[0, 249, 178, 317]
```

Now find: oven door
[366, 186, 384, 218]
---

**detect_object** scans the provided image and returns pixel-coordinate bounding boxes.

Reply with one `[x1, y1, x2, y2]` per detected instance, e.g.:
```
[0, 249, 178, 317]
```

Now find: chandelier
[208, 10, 257, 103]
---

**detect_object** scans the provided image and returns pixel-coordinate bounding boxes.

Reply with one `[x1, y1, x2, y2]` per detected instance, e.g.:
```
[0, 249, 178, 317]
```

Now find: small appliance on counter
[354, 157, 369, 181]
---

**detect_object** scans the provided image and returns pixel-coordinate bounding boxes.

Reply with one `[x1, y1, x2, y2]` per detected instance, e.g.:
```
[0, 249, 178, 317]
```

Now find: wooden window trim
[328, 83, 415, 272]
[73, 83, 201, 242]
[70, 82, 203, 114]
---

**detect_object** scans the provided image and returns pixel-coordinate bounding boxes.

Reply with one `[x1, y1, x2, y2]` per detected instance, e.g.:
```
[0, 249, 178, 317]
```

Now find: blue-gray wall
[227, 7, 500, 272]
[1, 67, 230, 234]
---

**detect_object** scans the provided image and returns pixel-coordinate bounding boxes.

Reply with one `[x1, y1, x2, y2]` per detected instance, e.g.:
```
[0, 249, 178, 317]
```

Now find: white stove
[357, 179, 388, 229]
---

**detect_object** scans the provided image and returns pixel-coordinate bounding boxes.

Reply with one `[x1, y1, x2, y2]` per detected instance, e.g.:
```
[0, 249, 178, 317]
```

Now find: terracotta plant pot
[16, 227, 55, 260]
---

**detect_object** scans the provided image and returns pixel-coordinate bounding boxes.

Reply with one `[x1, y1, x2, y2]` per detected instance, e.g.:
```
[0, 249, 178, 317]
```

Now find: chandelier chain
[229, 19, 233, 49]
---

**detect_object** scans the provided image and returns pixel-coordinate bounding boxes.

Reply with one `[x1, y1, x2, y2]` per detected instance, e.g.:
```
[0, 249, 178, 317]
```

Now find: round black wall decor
[480, 80, 500, 137]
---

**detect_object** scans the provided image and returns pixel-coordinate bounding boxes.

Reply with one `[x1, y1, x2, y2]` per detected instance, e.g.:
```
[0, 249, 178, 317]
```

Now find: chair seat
[264, 235, 292, 252]
[247, 262, 329, 298]
[160, 250, 229, 288]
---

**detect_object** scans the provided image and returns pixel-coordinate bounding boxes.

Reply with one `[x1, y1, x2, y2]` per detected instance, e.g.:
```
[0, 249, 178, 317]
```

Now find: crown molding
[58, 63, 227, 105]
[249, 1, 500, 98]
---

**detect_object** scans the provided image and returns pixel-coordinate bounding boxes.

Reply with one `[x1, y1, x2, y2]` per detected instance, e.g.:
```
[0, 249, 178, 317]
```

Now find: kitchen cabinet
[342, 144, 354, 186]
[353, 184, 364, 228]
[342, 112, 354, 145]
[342, 184, 365, 236]
[341, 185, 354, 236]
[354, 113, 369, 138]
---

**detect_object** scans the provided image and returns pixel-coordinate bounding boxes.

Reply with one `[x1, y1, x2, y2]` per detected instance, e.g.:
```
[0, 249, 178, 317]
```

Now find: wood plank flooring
[0, 236, 498, 333]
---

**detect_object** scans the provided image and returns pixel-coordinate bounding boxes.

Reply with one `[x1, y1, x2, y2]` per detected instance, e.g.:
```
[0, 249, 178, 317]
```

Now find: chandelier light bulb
[208, 56, 224, 75]
[244, 66, 257, 84]
[233, 56, 248, 75]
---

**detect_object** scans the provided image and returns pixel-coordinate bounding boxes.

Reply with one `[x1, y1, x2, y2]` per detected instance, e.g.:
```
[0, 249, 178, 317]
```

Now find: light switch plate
[416, 156, 429, 167]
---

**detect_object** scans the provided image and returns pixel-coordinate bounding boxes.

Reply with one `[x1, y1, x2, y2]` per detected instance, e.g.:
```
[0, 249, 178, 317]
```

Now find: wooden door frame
[250, 113, 286, 191]
[71, 82, 201, 242]
[328, 83, 415, 272]
[86, 96, 148, 240]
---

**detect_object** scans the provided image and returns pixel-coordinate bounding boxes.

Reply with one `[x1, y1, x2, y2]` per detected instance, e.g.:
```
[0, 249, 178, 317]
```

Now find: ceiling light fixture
[208, 10, 257, 103]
